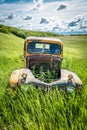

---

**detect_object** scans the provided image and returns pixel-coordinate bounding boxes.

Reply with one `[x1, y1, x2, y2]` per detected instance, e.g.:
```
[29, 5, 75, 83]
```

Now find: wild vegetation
[0, 24, 58, 38]
[0, 25, 87, 130]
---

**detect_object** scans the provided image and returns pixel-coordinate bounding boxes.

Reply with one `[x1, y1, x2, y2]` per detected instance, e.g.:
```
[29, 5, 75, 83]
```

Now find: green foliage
[0, 28, 87, 130]
[0, 24, 58, 39]
[0, 25, 9, 34]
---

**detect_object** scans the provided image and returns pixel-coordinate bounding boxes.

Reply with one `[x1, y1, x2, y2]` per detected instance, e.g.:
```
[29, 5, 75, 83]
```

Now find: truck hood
[26, 54, 61, 62]
[26, 54, 62, 72]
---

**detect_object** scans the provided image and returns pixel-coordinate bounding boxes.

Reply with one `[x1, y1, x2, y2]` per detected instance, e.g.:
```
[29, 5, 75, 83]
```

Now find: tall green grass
[0, 28, 87, 130]
[0, 87, 87, 130]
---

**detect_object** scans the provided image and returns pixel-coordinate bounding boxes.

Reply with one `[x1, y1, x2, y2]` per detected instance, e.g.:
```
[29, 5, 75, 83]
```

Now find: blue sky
[0, 0, 69, 3]
[0, 0, 87, 34]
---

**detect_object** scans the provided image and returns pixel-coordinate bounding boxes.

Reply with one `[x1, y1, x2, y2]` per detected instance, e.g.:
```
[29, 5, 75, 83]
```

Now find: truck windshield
[28, 42, 61, 55]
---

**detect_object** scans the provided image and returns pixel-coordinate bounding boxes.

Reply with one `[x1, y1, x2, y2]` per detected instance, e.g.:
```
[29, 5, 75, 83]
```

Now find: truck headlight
[67, 86, 75, 93]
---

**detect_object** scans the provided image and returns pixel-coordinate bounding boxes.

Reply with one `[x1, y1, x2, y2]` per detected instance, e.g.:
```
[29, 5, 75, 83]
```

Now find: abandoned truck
[24, 37, 63, 78]
[9, 37, 82, 92]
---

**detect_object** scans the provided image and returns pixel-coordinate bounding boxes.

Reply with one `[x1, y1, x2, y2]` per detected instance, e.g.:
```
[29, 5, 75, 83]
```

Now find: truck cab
[24, 37, 63, 78]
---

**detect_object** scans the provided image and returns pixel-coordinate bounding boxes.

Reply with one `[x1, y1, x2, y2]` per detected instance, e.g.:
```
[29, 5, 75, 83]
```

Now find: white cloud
[40, 18, 49, 24]
[68, 18, 81, 27]
[33, 0, 44, 5]
[57, 4, 67, 11]
[0, 0, 87, 34]
[23, 16, 32, 20]
[33, 0, 44, 11]
[7, 13, 17, 20]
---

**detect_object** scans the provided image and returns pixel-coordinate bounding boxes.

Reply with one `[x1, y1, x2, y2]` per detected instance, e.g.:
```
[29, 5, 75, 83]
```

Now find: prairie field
[0, 25, 87, 130]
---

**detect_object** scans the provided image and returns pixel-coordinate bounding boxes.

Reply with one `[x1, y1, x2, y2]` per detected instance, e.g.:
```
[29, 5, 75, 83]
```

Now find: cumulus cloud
[52, 25, 59, 32]
[57, 4, 67, 11]
[0, 13, 20, 24]
[40, 18, 49, 24]
[33, 0, 44, 5]
[81, 21, 87, 28]
[23, 16, 32, 20]
[0, 0, 87, 34]
[7, 13, 17, 20]
[33, 0, 44, 11]
[68, 18, 81, 27]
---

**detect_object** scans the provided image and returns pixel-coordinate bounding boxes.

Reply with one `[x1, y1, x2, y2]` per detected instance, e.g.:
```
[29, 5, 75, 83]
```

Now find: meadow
[0, 25, 87, 130]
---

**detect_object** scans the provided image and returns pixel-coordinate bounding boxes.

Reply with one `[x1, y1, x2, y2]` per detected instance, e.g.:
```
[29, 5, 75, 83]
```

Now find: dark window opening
[28, 42, 61, 55]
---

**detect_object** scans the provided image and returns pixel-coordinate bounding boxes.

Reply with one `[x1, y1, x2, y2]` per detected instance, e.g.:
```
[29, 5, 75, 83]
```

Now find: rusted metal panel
[24, 37, 63, 76]
[9, 68, 82, 91]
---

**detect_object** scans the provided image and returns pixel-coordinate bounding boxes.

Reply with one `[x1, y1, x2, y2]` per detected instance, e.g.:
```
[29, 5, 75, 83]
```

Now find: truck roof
[25, 36, 63, 44]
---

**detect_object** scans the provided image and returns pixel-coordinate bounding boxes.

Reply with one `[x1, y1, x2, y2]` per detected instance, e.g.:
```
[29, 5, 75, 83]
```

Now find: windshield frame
[27, 41, 61, 55]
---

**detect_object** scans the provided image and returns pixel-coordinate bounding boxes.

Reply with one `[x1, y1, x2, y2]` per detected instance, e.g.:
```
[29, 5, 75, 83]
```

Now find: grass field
[0, 26, 87, 130]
